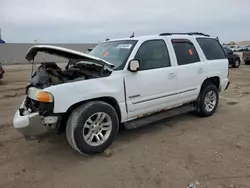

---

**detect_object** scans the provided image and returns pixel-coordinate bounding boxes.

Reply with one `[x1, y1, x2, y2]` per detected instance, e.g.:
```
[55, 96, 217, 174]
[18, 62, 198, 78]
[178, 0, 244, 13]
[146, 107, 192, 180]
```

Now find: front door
[124, 39, 179, 120]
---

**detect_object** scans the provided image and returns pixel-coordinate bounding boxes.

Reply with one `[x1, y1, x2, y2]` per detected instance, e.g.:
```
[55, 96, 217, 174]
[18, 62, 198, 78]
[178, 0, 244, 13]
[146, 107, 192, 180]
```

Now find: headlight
[37, 91, 53, 103]
[27, 87, 54, 103]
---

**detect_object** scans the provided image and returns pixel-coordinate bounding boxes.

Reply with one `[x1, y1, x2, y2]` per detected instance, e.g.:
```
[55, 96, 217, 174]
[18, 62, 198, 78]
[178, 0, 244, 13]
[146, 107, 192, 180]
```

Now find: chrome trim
[129, 94, 141, 99]
[178, 88, 197, 94]
[132, 88, 197, 104]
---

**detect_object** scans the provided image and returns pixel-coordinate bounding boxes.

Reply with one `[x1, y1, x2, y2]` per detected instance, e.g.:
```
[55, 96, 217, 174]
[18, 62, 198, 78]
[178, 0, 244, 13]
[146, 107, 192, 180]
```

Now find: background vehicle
[243, 51, 250, 65]
[13, 32, 229, 155]
[223, 47, 241, 68]
[0, 62, 5, 80]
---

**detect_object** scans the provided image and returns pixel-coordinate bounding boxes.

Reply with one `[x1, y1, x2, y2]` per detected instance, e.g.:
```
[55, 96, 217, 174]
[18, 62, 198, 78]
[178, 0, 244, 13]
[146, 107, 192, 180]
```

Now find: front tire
[195, 84, 219, 117]
[66, 101, 119, 155]
[232, 59, 240, 68]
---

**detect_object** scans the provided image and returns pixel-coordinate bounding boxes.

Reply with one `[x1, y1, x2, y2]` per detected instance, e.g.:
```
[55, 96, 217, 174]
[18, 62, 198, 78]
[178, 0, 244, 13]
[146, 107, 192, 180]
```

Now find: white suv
[13, 32, 230, 155]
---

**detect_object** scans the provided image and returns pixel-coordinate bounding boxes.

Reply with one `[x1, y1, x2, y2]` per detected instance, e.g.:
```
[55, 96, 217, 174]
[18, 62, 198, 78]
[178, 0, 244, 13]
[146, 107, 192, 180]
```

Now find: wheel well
[201, 77, 220, 90]
[58, 97, 122, 133]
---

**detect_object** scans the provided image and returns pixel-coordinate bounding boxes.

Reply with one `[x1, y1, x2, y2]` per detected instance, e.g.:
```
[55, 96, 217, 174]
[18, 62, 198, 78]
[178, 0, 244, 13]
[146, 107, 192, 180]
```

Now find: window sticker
[189, 49, 193, 55]
[117, 44, 132, 49]
[103, 52, 109, 56]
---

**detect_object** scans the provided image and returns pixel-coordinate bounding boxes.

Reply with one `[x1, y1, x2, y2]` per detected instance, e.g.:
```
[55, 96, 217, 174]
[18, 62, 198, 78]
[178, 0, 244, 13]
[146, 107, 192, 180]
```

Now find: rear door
[171, 39, 204, 101]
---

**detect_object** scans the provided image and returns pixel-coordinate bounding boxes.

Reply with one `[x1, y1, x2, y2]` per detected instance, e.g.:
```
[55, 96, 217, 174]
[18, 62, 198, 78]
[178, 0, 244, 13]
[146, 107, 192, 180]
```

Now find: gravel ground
[0, 64, 250, 188]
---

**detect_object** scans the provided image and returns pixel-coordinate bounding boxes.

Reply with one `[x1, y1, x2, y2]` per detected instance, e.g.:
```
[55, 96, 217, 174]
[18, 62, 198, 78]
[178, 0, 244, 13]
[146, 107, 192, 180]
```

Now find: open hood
[25, 45, 115, 69]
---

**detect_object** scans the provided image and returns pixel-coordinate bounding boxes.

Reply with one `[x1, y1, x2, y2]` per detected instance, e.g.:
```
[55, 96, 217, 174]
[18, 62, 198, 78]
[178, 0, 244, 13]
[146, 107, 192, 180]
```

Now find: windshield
[88, 40, 138, 70]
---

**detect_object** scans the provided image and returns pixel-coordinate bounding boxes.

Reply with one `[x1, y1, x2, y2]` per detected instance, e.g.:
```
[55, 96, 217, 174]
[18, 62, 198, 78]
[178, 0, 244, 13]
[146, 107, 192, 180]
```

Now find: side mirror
[128, 60, 140, 72]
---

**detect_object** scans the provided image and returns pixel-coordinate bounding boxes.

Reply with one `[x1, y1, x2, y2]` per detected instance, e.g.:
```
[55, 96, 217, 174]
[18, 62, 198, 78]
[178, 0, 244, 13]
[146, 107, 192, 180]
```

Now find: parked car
[223, 47, 241, 68]
[243, 51, 250, 65]
[13, 32, 230, 155]
[0, 62, 5, 80]
[238, 46, 248, 52]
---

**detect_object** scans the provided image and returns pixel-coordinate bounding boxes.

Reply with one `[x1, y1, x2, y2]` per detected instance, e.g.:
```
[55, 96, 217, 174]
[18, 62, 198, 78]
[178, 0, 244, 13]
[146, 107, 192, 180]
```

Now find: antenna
[130, 31, 135, 38]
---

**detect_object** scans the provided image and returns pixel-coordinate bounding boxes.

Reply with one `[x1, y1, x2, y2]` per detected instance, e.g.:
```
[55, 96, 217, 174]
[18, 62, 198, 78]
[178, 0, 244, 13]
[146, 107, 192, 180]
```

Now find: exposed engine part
[25, 61, 112, 114]
[29, 61, 111, 89]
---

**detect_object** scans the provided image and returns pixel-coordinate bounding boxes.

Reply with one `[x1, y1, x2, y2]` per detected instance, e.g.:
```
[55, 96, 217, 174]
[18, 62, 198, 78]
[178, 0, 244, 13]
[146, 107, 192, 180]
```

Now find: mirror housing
[128, 59, 140, 72]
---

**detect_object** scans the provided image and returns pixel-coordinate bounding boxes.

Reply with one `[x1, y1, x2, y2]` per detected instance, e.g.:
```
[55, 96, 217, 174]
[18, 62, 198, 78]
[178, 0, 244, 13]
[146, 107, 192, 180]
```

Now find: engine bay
[29, 61, 112, 89]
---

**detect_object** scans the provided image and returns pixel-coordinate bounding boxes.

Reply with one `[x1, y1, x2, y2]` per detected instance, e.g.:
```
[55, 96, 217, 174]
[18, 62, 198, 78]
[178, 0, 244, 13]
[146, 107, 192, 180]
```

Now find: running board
[124, 104, 195, 129]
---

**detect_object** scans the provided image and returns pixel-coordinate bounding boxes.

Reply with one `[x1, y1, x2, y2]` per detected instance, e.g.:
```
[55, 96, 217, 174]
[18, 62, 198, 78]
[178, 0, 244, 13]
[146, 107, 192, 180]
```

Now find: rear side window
[172, 39, 200, 66]
[196, 38, 226, 60]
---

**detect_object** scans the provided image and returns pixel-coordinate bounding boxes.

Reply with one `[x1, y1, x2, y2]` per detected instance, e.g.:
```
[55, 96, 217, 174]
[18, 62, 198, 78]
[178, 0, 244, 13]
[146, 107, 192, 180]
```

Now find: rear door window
[196, 38, 226, 60]
[171, 39, 200, 66]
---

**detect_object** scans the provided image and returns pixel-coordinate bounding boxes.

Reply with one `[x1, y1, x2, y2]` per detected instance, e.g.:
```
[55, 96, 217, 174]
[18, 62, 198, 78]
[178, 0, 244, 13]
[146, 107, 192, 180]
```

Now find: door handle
[168, 73, 176, 79]
[197, 68, 203, 74]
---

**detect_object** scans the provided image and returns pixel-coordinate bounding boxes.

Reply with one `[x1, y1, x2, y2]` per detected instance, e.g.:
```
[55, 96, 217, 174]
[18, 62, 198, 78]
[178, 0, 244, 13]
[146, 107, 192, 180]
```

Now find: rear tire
[66, 101, 119, 155]
[195, 84, 219, 117]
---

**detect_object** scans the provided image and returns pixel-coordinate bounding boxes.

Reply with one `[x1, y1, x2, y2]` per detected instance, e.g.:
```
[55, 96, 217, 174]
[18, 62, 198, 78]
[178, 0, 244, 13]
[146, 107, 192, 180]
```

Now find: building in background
[0, 28, 6, 44]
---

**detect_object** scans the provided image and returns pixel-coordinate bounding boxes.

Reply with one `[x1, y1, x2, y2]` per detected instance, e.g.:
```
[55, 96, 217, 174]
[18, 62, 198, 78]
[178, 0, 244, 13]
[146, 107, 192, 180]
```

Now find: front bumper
[13, 98, 59, 140]
[13, 110, 50, 139]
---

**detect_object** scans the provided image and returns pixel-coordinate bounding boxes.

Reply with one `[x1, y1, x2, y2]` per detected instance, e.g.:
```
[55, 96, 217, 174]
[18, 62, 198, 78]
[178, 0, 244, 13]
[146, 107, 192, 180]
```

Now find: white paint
[13, 110, 39, 128]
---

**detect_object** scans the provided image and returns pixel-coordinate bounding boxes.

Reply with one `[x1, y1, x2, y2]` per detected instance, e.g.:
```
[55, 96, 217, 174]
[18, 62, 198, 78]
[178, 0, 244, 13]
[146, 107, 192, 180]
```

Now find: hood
[25, 45, 115, 69]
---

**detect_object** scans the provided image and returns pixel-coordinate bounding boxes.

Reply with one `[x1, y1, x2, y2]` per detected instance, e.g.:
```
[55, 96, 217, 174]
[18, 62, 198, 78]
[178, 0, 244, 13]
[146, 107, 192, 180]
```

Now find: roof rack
[159, 32, 210, 37]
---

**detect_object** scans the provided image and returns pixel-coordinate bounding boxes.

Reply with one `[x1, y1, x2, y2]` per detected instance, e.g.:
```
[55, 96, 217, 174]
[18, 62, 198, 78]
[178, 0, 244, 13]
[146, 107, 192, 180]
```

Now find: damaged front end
[13, 45, 114, 140]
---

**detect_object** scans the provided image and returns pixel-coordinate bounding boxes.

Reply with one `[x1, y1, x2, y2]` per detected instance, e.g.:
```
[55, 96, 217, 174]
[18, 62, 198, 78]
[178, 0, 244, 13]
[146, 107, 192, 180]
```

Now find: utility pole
[0, 28, 2, 39]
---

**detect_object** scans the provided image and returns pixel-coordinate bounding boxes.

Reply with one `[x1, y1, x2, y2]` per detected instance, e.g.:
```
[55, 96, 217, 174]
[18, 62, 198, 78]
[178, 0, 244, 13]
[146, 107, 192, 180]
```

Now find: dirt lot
[0, 64, 250, 188]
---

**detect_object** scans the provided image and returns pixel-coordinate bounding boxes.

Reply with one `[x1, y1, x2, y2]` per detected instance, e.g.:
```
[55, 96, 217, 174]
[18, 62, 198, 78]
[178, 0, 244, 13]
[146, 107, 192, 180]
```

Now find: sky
[0, 0, 250, 43]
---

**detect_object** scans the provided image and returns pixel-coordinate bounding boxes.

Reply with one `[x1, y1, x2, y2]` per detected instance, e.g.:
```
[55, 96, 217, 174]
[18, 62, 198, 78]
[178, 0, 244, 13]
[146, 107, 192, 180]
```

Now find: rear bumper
[220, 78, 230, 91]
[225, 81, 230, 90]
[13, 98, 59, 140]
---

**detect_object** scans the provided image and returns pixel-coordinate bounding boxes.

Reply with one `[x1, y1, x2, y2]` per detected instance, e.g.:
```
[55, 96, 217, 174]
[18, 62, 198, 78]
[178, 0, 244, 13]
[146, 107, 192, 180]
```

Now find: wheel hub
[92, 123, 102, 134]
[83, 112, 112, 147]
[204, 91, 217, 112]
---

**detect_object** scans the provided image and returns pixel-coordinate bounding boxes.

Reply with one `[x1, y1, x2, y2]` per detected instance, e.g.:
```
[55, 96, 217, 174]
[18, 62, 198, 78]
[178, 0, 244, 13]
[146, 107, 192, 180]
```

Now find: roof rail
[159, 32, 210, 37]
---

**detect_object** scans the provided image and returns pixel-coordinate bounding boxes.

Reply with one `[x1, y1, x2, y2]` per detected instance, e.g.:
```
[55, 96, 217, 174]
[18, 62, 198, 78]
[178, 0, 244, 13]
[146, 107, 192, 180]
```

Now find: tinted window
[89, 40, 137, 70]
[197, 38, 226, 60]
[172, 39, 200, 65]
[135, 40, 171, 70]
